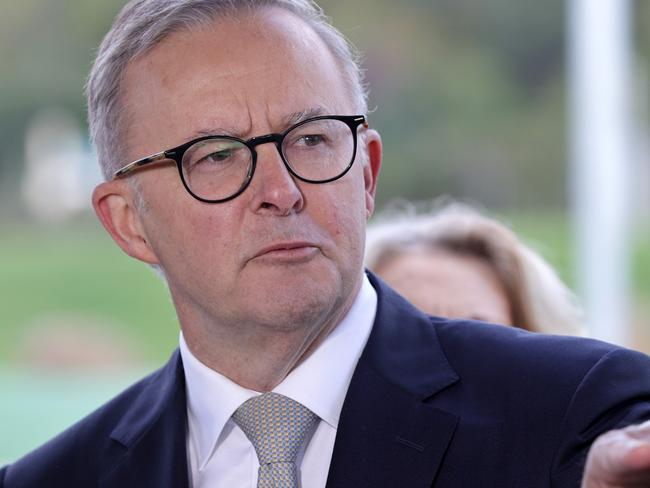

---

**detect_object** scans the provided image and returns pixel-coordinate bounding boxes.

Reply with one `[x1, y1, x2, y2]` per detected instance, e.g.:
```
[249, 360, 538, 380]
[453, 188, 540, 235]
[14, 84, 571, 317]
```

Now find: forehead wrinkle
[187, 106, 332, 140]
[185, 100, 253, 140]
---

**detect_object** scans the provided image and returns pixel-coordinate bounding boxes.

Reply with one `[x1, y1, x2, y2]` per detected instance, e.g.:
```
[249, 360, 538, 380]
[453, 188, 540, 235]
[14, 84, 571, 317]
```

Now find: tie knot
[232, 392, 318, 466]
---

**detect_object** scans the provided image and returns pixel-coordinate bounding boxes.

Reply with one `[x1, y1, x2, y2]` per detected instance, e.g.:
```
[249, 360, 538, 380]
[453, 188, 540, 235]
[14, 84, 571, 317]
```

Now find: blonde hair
[365, 200, 585, 336]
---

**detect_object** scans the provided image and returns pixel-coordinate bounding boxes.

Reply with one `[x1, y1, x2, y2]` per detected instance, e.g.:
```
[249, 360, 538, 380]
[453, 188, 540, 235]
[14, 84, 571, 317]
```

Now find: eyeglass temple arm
[113, 151, 167, 179]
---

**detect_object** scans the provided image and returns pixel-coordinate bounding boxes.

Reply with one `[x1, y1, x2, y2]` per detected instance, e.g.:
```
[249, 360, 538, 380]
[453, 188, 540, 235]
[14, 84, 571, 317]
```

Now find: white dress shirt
[180, 275, 377, 488]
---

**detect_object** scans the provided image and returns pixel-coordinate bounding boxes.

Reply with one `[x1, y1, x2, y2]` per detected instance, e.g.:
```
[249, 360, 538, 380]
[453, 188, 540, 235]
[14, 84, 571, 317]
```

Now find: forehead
[379, 249, 512, 321]
[121, 8, 352, 153]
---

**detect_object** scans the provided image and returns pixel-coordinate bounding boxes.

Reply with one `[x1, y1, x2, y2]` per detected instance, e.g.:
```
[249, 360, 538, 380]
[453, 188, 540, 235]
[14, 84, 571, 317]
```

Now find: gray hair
[366, 200, 586, 336]
[87, 0, 368, 180]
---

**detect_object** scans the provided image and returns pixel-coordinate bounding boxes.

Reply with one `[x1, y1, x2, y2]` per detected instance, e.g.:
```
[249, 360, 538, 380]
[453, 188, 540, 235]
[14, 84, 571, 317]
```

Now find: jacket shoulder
[432, 317, 650, 435]
[434, 317, 644, 374]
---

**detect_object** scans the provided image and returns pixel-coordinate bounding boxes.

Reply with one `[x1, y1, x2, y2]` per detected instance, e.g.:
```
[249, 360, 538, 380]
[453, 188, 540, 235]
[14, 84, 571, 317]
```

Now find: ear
[362, 128, 382, 220]
[92, 180, 160, 265]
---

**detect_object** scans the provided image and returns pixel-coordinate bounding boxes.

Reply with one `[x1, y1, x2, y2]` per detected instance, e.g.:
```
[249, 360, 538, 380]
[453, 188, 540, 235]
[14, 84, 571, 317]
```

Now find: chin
[251, 275, 343, 330]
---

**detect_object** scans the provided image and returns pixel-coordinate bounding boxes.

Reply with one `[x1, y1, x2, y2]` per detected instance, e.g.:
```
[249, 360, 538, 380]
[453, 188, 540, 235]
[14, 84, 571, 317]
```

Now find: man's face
[104, 9, 381, 337]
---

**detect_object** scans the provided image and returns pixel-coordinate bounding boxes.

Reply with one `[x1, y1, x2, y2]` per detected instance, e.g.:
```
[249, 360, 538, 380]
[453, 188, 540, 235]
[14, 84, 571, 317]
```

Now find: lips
[252, 241, 319, 261]
[256, 241, 315, 255]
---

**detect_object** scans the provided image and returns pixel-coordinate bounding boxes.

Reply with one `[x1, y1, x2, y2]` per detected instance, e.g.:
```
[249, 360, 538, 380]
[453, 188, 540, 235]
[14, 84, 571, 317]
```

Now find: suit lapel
[99, 351, 190, 488]
[326, 273, 460, 488]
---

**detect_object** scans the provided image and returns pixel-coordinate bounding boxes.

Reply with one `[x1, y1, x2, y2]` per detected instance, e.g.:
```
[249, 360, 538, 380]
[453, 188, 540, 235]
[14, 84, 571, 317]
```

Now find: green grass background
[1, 219, 178, 365]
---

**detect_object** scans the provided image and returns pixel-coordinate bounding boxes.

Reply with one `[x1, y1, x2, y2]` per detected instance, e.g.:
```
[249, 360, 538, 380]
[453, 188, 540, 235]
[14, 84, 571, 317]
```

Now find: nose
[248, 141, 304, 215]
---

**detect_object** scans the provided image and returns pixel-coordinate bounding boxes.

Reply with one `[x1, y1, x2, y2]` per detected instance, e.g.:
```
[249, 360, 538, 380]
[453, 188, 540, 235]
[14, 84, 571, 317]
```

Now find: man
[2, 0, 650, 486]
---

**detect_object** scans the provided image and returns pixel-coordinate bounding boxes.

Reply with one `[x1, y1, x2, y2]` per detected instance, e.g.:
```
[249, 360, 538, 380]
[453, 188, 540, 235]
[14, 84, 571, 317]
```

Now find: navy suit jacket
[3, 273, 650, 487]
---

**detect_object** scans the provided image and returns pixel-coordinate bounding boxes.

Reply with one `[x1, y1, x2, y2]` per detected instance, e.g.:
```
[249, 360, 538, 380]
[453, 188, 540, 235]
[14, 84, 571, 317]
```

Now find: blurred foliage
[324, 0, 567, 208]
[0, 0, 125, 209]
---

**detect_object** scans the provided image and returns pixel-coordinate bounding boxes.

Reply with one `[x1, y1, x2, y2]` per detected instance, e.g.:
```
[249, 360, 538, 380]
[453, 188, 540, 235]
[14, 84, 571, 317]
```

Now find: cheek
[147, 199, 240, 275]
[324, 194, 367, 260]
[184, 207, 240, 256]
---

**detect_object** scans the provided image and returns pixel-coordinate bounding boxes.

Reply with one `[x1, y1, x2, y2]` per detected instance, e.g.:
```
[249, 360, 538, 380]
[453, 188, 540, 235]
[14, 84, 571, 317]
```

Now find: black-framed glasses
[113, 114, 368, 203]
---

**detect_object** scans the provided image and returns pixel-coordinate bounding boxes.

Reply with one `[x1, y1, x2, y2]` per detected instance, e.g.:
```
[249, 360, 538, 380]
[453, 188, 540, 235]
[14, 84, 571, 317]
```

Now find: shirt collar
[180, 274, 377, 469]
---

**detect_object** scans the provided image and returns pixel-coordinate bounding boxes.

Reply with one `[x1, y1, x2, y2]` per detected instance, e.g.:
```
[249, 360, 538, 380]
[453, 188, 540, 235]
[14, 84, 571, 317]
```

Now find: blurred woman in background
[365, 200, 585, 336]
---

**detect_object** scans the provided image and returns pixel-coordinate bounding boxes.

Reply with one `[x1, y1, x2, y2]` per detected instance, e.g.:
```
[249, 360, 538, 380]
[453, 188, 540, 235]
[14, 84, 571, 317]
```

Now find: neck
[183, 320, 337, 391]
[178, 282, 360, 391]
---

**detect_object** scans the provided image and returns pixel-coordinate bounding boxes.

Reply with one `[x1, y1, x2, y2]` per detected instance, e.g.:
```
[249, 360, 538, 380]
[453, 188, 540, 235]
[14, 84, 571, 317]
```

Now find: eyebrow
[284, 107, 327, 125]
[188, 107, 329, 140]
[191, 126, 235, 139]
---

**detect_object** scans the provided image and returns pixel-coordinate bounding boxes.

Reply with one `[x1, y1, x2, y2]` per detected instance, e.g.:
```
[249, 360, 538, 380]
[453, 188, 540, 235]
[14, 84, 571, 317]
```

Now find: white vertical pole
[568, 0, 632, 345]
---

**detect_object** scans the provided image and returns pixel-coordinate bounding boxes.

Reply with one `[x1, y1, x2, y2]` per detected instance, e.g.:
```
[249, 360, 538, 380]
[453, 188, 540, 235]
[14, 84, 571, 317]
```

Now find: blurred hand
[582, 420, 650, 487]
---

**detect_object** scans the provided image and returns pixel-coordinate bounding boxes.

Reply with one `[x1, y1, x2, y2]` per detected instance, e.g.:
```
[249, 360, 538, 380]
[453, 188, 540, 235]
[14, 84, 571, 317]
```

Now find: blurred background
[1, 0, 649, 464]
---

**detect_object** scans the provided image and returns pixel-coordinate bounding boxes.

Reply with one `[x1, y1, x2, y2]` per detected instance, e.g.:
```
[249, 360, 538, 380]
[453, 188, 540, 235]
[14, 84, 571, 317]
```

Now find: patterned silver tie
[232, 392, 318, 488]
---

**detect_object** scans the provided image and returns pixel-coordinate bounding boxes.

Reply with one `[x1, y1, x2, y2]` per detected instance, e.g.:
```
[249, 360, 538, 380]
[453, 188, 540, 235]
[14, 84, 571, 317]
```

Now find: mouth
[252, 241, 320, 263]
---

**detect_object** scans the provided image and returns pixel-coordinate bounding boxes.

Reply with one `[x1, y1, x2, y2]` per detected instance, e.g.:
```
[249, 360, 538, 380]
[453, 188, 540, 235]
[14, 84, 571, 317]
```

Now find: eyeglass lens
[180, 118, 355, 201]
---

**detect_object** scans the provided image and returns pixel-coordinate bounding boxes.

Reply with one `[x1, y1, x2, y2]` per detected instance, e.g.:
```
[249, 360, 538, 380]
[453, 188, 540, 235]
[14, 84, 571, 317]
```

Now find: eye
[201, 148, 234, 163]
[298, 134, 326, 147]
[190, 145, 244, 170]
[288, 133, 330, 150]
